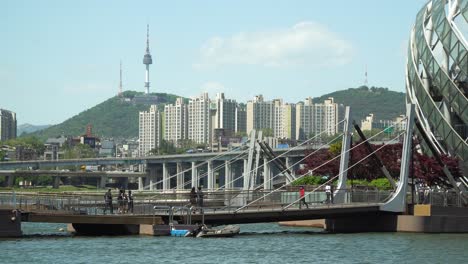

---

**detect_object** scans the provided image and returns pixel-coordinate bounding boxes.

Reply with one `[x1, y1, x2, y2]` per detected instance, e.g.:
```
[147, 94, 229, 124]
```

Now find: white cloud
[194, 21, 353, 69]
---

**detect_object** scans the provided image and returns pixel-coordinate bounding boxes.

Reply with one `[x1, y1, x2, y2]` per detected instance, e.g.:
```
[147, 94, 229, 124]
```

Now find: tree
[261, 128, 273, 137]
[63, 144, 96, 159]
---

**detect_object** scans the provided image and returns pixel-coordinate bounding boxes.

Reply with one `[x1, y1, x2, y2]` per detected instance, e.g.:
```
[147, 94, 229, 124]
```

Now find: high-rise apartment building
[323, 98, 339, 135]
[0, 109, 17, 141]
[214, 93, 236, 132]
[164, 98, 188, 146]
[296, 97, 341, 140]
[296, 97, 314, 140]
[138, 105, 160, 156]
[235, 105, 247, 134]
[188, 93, 211, 144]
[281, 103, 296, 140]
[246, 95, 273, 134]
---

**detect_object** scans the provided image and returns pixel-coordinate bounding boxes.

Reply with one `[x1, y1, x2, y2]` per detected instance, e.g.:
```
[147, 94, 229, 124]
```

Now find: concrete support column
[148, 166, 157, 191]
[176, 162, 184, 190]
[263, 158, 272, 190]
[53, 176, 60, 189]
[191, 162, 198, 188]
[207, 160, 214, 191]
[225, 161, 232, 189]
[99, 176, 107, 189]
[285, 157, 295, 179]
[162, 163, 169, 191]
[138, 177, 144, 191]
[243, 159, 248, 189]
[6, 176, 15, 187]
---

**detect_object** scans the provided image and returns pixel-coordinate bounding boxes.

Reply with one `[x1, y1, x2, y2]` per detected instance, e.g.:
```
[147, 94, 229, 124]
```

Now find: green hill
[28, 91, 186, 140]
[27, 86, 405, 141]
[314, 86, 406, 122]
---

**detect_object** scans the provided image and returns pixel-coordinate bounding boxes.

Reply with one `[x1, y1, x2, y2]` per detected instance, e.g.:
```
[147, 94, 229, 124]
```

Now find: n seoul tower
[143, 24, 153, 94]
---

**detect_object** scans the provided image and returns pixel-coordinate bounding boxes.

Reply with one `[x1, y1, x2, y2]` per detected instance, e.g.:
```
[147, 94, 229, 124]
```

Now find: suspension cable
[215, 119, 345, 191]
[235, 120, 406, 212]
[143, 140, 250, 190]
[283, 131, 405, 210]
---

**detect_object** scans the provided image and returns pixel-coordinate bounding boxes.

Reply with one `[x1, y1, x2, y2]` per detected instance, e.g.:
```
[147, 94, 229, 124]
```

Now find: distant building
[99, 139, 115, 157]
[235, 105, 247, 134]
[296, 97, 314, 140]
[214, 93, 237, 133]
[246, 95, 273, 134]
[139, 105, 161, 156]
[0, 109, 17, 141]
[164, 98, 188, 146]
[188, 93, 211, 145]
[296, 97, 342, 140]
[361, 113, 407, 132]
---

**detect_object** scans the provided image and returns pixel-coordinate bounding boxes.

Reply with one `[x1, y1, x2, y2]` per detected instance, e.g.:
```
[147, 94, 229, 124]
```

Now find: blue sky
[1, 0, 427, 125]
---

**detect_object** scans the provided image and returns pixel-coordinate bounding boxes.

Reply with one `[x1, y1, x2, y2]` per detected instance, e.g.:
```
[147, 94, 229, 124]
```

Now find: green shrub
[292, 175, 328, 186]
[370, 178, 393, 190]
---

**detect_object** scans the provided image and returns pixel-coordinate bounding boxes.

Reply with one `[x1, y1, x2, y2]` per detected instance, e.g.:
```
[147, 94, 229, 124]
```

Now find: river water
[1, 222, 467, 263]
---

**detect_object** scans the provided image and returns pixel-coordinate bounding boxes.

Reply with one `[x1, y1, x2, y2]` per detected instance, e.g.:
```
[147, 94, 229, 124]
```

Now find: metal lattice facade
[406, 0, 468, 164]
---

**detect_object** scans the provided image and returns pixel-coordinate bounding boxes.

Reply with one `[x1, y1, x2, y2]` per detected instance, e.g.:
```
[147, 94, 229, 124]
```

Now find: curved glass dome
[406, 0, 468, 166]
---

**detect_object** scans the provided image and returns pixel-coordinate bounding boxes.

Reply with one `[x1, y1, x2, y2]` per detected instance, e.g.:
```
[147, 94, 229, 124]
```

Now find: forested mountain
[314, 86, 406, 122]
[27, 91, 186, 140]
[26, 86, 406, 141]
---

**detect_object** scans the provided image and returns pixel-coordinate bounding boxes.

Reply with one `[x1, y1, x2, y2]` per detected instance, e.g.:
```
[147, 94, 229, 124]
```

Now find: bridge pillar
[285, 157, 295, 180]
[191, 162, 198, 188]
[176, 162, 184, 190]
[335, 106, 352, 204]
[263, 158, 272, 190]
[6, 175, 15, 187]
[207, 160, 214, 191]
[225, 160, 232, 189]
[243, 159, 248, 189]
[53, 176, 60, 189]
[147, 166, 157, 191]
[138, 177, 144, 191]
[162, 163, 169, 191]
[99, 176, 107, 189]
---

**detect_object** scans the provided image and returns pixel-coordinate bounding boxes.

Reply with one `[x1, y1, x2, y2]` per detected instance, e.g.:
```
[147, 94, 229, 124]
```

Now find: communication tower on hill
[143, 24, 153, 94]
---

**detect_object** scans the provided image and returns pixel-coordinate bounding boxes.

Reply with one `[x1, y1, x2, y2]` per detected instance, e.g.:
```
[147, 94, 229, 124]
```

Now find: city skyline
[2, 0, 427, 125]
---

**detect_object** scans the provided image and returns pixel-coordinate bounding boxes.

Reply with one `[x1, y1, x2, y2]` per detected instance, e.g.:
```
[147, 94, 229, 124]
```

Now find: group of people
[189, 186, 204, 212]
[103, 188, 134, 215]
[298, 184, 334, 209]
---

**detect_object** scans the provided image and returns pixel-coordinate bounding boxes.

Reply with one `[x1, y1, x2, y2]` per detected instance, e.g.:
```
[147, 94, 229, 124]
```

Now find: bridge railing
[414, 189, 464, 207]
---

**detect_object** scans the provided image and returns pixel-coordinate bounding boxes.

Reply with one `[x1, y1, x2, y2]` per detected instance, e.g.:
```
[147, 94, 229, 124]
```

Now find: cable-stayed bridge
[1, 104, 467, 236]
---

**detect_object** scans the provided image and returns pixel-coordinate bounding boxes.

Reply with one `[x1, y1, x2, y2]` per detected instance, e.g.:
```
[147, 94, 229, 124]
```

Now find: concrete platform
[0, 209, 22, 237]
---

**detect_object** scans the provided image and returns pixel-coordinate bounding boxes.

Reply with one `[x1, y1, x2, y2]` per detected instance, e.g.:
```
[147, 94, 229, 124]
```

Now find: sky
[1, 0, 428, 125]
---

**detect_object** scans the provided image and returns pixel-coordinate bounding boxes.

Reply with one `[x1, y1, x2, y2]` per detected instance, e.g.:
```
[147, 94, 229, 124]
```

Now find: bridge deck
[20, 203, 381, 226]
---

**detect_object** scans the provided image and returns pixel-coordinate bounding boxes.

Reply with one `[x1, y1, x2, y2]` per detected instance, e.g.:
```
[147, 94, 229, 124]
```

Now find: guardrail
[0, 188, 394, 216]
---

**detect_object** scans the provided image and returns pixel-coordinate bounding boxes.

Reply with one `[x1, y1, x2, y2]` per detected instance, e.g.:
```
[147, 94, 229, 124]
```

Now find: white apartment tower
[246, 95, 273, 134]
[188, 93, 211, 144]
[164, 98, 188, 146]
[296, 97, 341, 140]
[138, 105, 160, 156]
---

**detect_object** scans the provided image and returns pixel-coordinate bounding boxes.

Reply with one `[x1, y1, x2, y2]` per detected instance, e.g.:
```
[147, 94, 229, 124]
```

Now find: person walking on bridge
[127, 190, 134, 214]
[197, 186, 204, 213]
[104, 189, 113, 214]
[299, 186, 309, 209]
[325, 184, 332, 204]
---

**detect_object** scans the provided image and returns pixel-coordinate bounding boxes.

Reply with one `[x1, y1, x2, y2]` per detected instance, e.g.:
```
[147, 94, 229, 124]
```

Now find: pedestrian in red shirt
[299, 186, 309, 209]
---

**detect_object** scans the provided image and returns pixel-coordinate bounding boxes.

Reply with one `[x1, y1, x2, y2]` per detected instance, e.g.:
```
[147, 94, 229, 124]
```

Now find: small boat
[196, 225, 240, 238]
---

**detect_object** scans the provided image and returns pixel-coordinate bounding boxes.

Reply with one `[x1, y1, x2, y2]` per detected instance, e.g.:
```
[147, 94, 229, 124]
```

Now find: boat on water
[196, 225, 240, 238]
